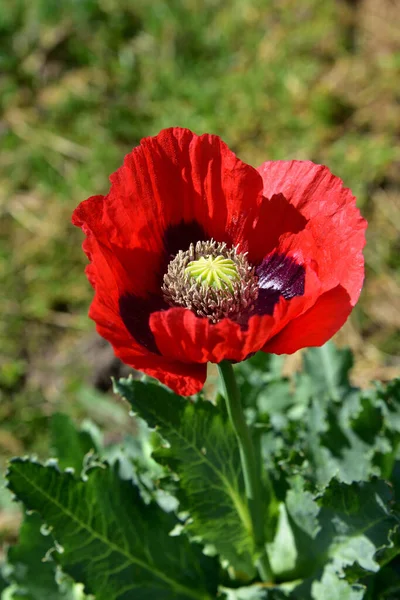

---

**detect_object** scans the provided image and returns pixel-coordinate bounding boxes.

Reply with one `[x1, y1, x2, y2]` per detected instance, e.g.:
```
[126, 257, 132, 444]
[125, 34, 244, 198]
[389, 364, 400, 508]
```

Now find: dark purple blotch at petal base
[254, 253, 305, 316]
[163, 220, 208, 261]
[120, 220, 209, 354]
[119, 224, 305, 351]
[119, 294, 166, 354]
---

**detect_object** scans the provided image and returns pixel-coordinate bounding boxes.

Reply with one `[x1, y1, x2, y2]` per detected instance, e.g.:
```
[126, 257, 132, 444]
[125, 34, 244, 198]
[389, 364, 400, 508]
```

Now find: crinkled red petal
[149, 300, 293, 365]
[91, 297, 206, 394]
[72, 193, 161, 298]
[73, 131, 366, 395]
[104, 126, 267, 278]
[246, 193, 307, 263]
[121, 127, 264, 247]
[74, 211, 206, 396]
[262, 284, 352, 354]
[257, 160, 367, 305]
[72, 128, 268, 298]
[91, 294, 206, 395]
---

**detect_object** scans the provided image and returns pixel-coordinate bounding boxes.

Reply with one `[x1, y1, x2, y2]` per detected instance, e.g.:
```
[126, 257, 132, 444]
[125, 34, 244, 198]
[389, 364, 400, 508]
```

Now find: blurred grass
[0, 0, 399, 480]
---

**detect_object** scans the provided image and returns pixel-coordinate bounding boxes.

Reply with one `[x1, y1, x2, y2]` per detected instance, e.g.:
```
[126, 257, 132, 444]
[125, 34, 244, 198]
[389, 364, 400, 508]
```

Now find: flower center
[162, 240, 258, 323]
[185, 255, 240, 292]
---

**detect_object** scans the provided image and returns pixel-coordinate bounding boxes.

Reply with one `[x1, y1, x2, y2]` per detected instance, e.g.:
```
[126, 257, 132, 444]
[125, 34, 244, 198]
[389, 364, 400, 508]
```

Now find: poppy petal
[73, 128, 266, 297]
[262, 284, 352, 354]
[73, 130, 366, 395]
[149, 302, 287, 365]
[72, 194, 160, 296]
[257, 160, 367, 304]
[75, 219, 205, 396]
[90, 291, 206, 396]
[124, 127, 264, 248]
[246, 193, 307, 263]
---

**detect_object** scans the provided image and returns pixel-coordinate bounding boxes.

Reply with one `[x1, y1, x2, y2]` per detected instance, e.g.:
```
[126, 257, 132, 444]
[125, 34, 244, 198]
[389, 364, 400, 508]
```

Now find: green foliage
[237, 344, 400, 596]
[301, 344, 354, 401]
[4, 512, 81, 600]
[6, 459, 218, 600]
[314, 479, 396, 582]
[4, 344, 400, 599]
[238, 343, 400, 489]
[264, 477, 398, 596]
[0, 573, 8, 595]
[50, 413, 99, 473]
[220, 585, 290, 599]
[115, 378, 256, 579]
[311, 568, 365, 600]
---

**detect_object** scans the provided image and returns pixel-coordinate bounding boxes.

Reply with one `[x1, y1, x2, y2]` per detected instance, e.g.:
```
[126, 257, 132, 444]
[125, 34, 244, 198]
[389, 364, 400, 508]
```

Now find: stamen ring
[162, 240, 258, 323]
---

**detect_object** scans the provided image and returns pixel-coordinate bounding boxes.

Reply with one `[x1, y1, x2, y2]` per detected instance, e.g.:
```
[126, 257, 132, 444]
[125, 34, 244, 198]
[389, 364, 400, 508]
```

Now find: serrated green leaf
[115, 378, 256, 578]
[102, 418, 166, 496]
[51, 413, 99, 473]
[361, 379, 400, 480]
[257, 381, 295, 424]
[7, 459, 218, 600]
[316, 479, 395, 575]
[307, 379, 400, 487]
[306, 394, 379, 487]
[266, 476, 398, 591]
[362, 558, 400, 599]
[235, 353, 285, 411]
[221, 584, 292, 599]
[311, 566, 365, 600]
[344, 523, 400, 598]
[266, 479, 321, 581]
[262, 363, 400, 489]
[2, 584, 88, 600]
[286, 478, 320, 540]
[267, 503, 298, 577]
[5, 512, 74, 600]
[373, 526, 400, 572]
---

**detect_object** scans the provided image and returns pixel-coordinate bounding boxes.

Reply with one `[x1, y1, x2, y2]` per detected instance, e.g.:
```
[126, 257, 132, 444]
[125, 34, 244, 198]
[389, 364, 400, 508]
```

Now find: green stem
[218, 360, 274, 583]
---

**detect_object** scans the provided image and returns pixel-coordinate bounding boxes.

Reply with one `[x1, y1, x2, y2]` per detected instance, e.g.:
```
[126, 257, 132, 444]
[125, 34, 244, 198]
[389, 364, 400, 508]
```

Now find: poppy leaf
[115, 377, 258, 579]
[299, 376, 400, 488]
[4, 511, 81, 600]
[265, 478, 397, 597]
[311, 567, 365, 600]
[50, 413, 99, 474]
[301, 342, 354, 401]
[6, 459, 218, 600]
[251, 345, 400, 490]
[220, 584, 290, 599]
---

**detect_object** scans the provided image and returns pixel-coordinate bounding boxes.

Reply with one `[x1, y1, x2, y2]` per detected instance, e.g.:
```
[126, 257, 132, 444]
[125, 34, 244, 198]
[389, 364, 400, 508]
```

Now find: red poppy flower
[73, 127, 366, 396]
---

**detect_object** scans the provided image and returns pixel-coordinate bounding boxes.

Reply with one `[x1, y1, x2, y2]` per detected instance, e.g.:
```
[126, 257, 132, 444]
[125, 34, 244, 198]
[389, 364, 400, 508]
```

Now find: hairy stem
[218, 360, 274, 583]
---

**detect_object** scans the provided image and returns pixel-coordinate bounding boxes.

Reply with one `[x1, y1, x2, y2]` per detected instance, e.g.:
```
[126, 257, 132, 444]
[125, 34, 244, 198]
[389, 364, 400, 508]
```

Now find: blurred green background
[0, 0, 399, 546]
